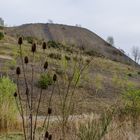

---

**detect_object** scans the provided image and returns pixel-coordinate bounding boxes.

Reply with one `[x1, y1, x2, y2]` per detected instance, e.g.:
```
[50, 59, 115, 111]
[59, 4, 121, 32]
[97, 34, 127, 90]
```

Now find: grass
[0, 35, 140, 139]
[0, 133, 23, 140]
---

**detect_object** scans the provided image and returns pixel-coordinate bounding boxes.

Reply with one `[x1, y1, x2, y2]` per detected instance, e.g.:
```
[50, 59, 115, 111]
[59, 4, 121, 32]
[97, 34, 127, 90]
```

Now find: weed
[38, 73, 53, 89]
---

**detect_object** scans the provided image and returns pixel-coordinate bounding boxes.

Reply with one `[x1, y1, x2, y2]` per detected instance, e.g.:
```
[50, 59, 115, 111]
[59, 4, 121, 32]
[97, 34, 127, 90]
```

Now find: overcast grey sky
[1, 0, 140, 55]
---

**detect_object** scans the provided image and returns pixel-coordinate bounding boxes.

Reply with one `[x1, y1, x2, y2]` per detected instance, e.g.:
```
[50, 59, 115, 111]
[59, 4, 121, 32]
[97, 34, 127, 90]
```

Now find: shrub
[47, 40, 64, 48]
[123, 88, 140, 133]
[65, 55, 71, 61]
[0, 26, 4, 30]
[77, 110, 113, 140]
[47, 40, 59, 48]
[25, 36, 34, 44]
[38, 73, 53, 89]
[48, 53, 61, 60]
[86, 50, 103, 57]
[138, 71, 140, 75]
[0, 32, 4, 40]
[127, 73, 132, 77]
[0, 76, 18, 130]
[6, 60, 17, 70]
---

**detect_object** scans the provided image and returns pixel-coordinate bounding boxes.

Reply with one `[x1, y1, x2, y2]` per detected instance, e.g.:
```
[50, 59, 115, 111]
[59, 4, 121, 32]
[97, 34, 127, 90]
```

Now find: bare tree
[48, 19, 53, 24]
[75, 24, 82, 27]
[107, 36, 114, 46]
[132, 46, 140, 63]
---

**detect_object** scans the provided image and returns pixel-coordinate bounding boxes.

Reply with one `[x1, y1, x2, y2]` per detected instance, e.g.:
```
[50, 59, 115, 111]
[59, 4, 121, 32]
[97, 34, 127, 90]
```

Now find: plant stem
[30, 53, 35, 140]
[19, 45, 30, 110]
[42, 83, 55, 129]
[17, 76, 27, 140]
[33, 89, 43, 140]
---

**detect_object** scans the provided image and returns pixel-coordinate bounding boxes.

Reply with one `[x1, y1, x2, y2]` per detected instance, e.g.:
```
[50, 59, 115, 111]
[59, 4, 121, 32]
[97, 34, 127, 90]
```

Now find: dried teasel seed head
[48, 134, 52, 140]
[31, 43, 36, 53]
[44, 61, 48, 70]
[16, 67, 21, 75]
[24, 56, 29, 64]
[42, 42, 47, 50]
[14, 92, 17, 97]
[44, 131, 49, 138]
[18, 37, 23, 45]
[48, 107, 52, 115]
[53, 74, 57, 82]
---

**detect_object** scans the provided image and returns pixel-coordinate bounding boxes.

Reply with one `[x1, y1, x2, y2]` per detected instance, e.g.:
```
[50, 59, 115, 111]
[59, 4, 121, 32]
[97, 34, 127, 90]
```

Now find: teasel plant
[14, 37, 56, 140]
[54, 51, 92, 139]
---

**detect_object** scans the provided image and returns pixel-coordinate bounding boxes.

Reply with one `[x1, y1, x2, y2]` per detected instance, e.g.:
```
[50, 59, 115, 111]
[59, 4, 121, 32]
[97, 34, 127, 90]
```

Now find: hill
[0, 32, 140, 115]
[5, 23, 136, 66]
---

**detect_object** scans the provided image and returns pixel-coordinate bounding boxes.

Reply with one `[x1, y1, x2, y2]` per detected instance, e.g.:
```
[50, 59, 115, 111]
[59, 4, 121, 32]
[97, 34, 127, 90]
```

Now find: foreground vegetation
[0, 34, 140, 139]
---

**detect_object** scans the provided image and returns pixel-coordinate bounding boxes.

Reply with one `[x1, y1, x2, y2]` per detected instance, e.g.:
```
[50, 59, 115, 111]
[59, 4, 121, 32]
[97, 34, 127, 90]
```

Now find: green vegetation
[127, 73, 132, 77]
[1, 34, 140, 139]
[24, 36, 33, 44]
[48, 52, 61, 60]
[77, 111, 113, 140]
[0, 32, 4, 40]
[0, 133, 23, 140]
[47, 40, 64, 48]
[38, 73, 53, 89]
[0, 77, 18, 131]
[5, 60, 17, 70]
[0, 26, 4, 30]
[123, 88, 140, 133]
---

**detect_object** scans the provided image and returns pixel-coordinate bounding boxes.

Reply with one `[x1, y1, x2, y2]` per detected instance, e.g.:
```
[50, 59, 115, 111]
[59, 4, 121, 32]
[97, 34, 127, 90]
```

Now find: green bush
[0, 76, 18, 129]
[0, 26, 4, 30]
[0, 32, 4, 40]
[48, 53, 61, 60]
[86, 50, 103, 57]
[47, 40, 64, 48]
[25, 36, 34, 44]
[38, 73, 53, 89]
[123, 88, 140, 132]
[65, 55, 71, 61]
[127, 73, 132, 77]
[6, 60, 17, 70]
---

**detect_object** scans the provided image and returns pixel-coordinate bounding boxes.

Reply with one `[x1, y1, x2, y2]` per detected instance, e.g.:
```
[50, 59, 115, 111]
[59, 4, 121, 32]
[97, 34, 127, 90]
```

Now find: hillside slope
[5, 23, 136, 66]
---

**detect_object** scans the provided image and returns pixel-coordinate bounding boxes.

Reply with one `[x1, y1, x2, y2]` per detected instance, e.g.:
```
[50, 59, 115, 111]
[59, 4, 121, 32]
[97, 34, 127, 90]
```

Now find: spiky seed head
[14, 92, 17, 97]
[31, 43, 36, 53]
[16, 67, 21, 75]
[24, 56, 29, 64]
[53, 74, 57, 82]
[48, 107, 52, 115]
[48, 134, 52, 140]
[44, 131, 49, 138]
[18, 37, 23, 45]
[44, 61, 48, 70]
[42, 42, 47, 50]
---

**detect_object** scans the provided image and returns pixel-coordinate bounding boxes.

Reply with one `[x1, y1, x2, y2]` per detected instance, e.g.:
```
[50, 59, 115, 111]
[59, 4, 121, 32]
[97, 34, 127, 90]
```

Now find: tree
[107, 36, 114, 46]
[0, 17, 4, 26]
[75, 24, 82, 27]
[131, 46, 140, 63]
[48, 19, 53, 23]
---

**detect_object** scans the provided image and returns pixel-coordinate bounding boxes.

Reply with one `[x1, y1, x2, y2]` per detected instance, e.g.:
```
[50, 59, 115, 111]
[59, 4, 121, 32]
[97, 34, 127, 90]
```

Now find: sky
[1, 0, 140, 56]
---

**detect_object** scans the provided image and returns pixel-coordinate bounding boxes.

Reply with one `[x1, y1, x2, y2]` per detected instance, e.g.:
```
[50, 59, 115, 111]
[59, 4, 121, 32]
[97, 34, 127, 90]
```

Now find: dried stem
[30, 52, 35, 140]
[19, 45, 30, 109]
[42, 83, 55, 129]
[17, 76, 27, 140]
[33, 89, 43, 140]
